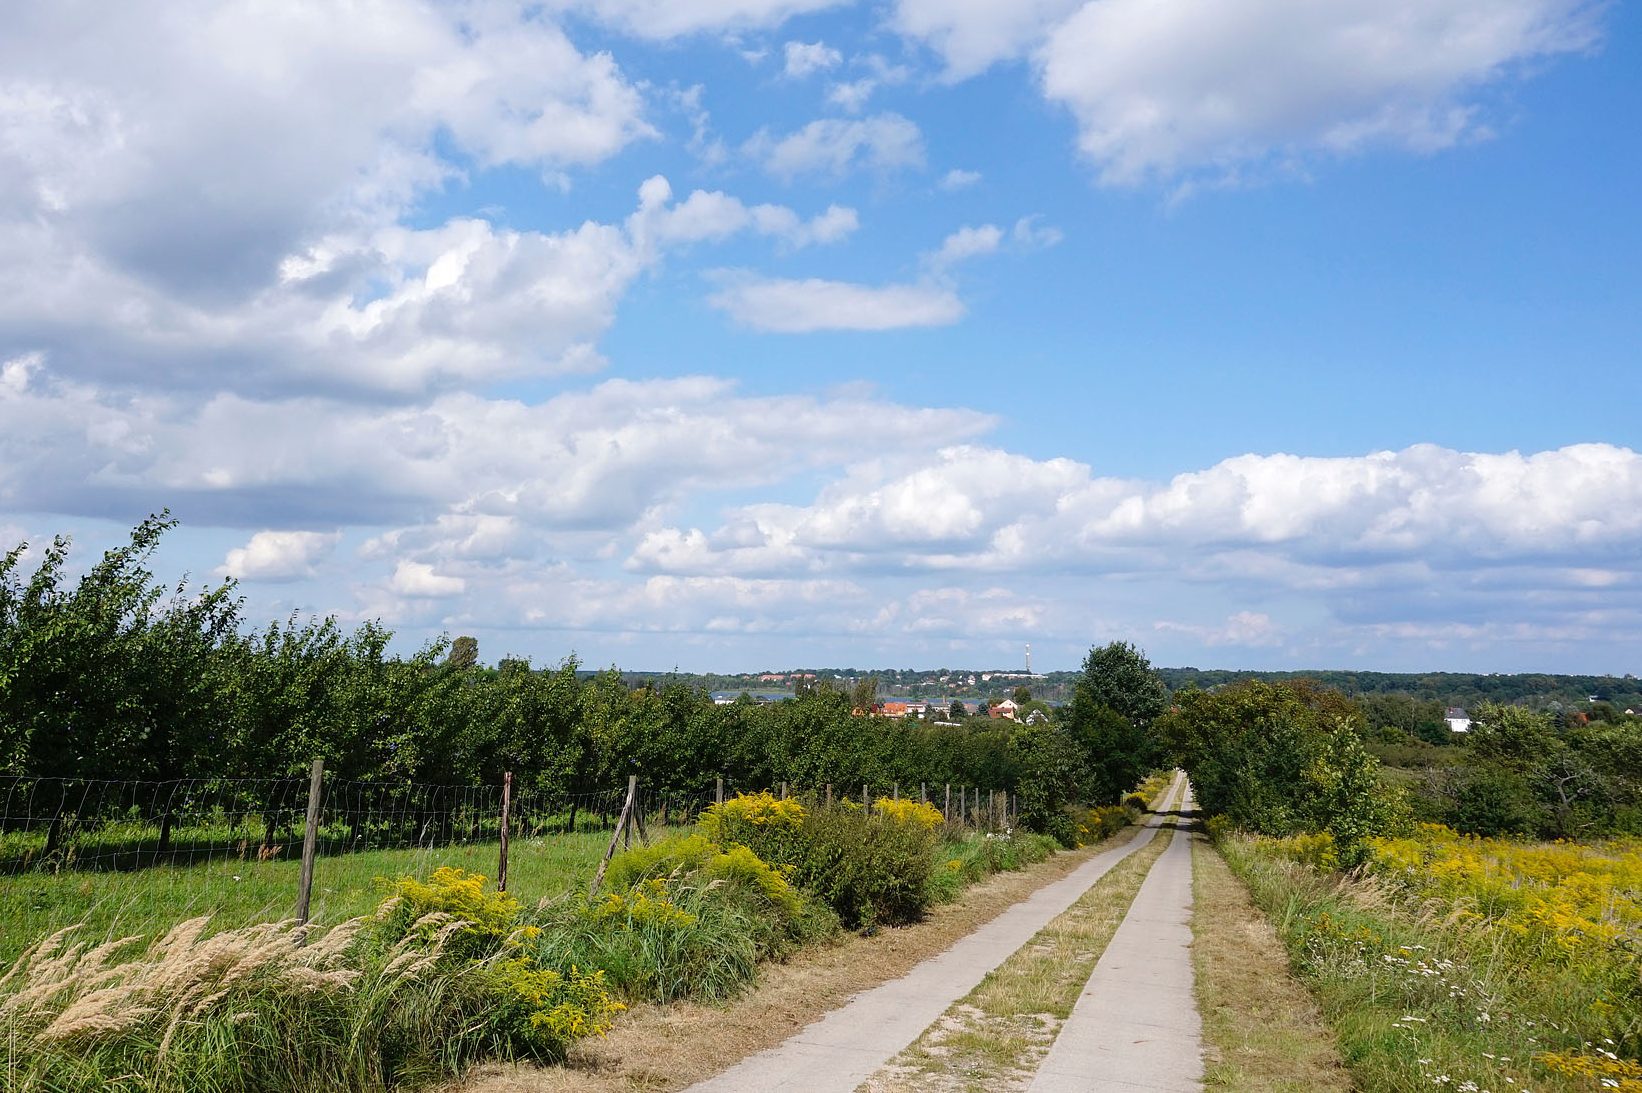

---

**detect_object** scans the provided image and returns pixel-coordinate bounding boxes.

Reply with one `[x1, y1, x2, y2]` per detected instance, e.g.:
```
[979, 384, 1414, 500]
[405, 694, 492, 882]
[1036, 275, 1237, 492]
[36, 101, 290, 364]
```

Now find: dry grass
[861, 822, 1177, 1093]
[1192, 837, 1351, 1092]
[453, 830, 1145, 1093]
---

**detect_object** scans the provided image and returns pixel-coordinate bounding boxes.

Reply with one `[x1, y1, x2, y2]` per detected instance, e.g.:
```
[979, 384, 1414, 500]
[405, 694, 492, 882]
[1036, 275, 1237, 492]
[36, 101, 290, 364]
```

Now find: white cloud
[630, 179, 859, 250]
[390, 560, 467, 598]
[0, 352, 39, 395]
[0, 363, 993, 534]
[708, 274, 964, 332]
[939, 168, 982, 190]
[219, 530, 341, 582]
[891, 0, 1600, 185]
[2, 174, 851, 399]
[0, 3, 649, 297]
[1040, 0, 1601, 185]
[1154, 611, 1283, 647]
[783, 41, 843, 78]
[827, 79, 878, 113]
[1011, 216, 1063, 249]
[748, 113, 925, 179]
[893, 0, 1082, 79]
[635, 442, 1642, 575]
[927, 224, 1004, 271]
[573, 0, 850, 39]
[710, 218, 1039, 333]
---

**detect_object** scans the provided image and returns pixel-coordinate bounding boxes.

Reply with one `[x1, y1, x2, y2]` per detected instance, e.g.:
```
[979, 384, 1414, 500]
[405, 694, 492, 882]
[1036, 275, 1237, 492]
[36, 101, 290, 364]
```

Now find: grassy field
[1220, 825, 1642, 1092]
[0, 829, 622, 966]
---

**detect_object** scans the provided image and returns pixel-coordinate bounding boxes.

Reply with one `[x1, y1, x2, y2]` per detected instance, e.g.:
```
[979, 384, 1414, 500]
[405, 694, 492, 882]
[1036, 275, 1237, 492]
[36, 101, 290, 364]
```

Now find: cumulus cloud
[390, 560, 467, 598]
[635, 442, 1642, 575]
[1041, 0, 1602, 185]
[938, 168, 983, 190]
[892, 0, 1601, 185]
[893, 0, 1082, 79]
[219, 530, 341, 582]
[783, 41, 842, 78]
[747, 113, 925, 179]
[3, 173, 854, 399]
[0, 2, 650, 297]
[0, 362, 993, 532]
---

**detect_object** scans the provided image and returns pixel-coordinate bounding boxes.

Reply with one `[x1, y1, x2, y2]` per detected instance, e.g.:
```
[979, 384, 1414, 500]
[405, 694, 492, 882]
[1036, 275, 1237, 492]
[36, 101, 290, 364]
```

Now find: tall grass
[1218, 832, 1634, 1092]
[0, 912, 592, 1092]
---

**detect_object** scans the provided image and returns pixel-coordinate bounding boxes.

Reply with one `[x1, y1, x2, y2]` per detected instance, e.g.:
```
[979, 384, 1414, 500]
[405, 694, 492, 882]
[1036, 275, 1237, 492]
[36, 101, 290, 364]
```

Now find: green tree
[445, 635, 479, 670]
[1065, 642, 1167, 804]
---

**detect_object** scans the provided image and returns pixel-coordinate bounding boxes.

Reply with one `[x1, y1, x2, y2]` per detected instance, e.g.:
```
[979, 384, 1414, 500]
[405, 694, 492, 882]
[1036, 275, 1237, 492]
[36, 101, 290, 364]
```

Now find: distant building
[1445, 707, 1471, 733]
[989, 698, 1020, 722]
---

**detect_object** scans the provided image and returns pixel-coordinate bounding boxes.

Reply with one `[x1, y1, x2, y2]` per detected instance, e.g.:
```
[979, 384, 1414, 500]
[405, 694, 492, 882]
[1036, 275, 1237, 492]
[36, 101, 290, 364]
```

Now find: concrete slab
[682, 775, 1189, 1093]
[1025, 784, 1203, 1093]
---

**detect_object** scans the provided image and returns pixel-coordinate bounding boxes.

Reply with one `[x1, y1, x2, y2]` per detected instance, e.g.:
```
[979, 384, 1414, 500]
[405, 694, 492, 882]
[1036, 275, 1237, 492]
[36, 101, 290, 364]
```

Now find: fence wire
[0, 774, 1011, 876]
[1, 776, 625, 874]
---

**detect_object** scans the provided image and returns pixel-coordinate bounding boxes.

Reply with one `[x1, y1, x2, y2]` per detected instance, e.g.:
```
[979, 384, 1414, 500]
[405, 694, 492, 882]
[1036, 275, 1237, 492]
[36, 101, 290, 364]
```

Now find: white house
[1445, 707, 1471, 733]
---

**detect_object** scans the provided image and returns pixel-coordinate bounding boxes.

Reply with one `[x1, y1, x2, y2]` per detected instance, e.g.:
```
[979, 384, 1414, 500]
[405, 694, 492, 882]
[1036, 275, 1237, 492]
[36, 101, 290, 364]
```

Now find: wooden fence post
[715, 777, 724, 806]
[295, 758, 324, 931]
[862, 783, 869, 812]
[497, 771, 513, 892]
[892, 782, 899, 801]
[920, 783, 927, 805]
[780, 781, 788, 800]
[825, 783, 832, 807]
[944, 784, 951, 821]
[590, 776, 638, 896]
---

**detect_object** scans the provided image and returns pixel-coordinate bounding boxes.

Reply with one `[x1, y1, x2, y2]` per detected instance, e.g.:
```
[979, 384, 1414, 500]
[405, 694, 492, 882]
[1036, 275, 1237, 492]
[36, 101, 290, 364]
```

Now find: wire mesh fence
[0, 772, 1014, 878]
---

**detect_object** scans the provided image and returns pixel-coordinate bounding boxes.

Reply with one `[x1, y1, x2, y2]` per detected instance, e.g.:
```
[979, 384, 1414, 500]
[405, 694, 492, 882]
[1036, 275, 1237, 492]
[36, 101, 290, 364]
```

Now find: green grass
[927, 829, 1060, 904]
[0, 830, 628, 967]
[1217, 833, 1612, 1093]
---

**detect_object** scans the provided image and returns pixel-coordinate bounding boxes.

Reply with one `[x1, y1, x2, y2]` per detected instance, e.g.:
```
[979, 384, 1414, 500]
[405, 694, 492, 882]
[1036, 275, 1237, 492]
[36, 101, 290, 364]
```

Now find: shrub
[698, 791, 806, 862]
[373, 865, 522, 962]
[786, 806, 936, 929]
[531, 878, 761, 1003]
[1058, 803, 1135, 849]
[1261, 830, 1340, 872]
[874, 797, 944, 830]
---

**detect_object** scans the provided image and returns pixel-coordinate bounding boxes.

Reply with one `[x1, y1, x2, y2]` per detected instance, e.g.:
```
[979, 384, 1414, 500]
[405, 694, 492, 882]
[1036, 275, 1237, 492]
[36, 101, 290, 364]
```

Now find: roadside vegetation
[1168, 680, 1642, 1092]
[2, 785, 1138, 1092]
[1191, 837, 1350, 1092]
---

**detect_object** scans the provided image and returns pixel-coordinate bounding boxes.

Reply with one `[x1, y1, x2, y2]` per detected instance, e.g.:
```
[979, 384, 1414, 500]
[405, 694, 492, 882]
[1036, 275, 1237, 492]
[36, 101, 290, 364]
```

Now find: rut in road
[1027, 782, 1202, 1093]
[681, 774, 1189, 1093]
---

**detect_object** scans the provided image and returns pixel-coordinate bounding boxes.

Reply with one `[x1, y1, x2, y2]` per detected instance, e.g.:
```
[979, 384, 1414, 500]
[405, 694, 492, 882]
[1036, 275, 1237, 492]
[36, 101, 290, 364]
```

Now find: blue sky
[1, 0, 1638, 674]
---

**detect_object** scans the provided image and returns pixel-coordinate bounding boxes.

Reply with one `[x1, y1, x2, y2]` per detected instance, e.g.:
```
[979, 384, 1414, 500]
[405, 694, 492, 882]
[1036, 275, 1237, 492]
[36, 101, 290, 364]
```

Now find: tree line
[0, 518, 1161, 841]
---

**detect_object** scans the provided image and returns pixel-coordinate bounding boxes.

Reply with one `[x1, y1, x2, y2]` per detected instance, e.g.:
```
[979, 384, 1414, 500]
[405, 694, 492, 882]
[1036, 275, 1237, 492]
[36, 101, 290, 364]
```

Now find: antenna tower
[1025, 642, 1032, 675]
